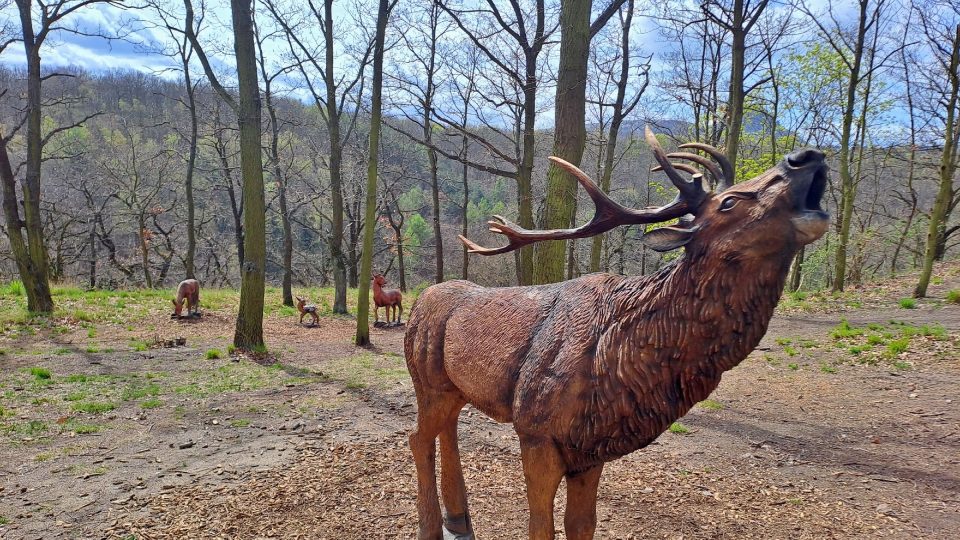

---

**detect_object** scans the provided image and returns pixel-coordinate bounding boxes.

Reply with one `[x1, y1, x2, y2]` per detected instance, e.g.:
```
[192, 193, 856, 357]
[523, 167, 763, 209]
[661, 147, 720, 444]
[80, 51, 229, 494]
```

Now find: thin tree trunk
[356, 0, 391, 346]
[832, 0, 869, 292]
[323, 0, 349, 314]
[182, 47, 198, 280]
[916, 24, 960, 297]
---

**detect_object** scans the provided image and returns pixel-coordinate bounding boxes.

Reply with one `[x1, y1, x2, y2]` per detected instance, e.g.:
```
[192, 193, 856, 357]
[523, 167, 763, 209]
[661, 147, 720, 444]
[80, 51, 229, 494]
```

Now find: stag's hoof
[442, 527, 474, 540]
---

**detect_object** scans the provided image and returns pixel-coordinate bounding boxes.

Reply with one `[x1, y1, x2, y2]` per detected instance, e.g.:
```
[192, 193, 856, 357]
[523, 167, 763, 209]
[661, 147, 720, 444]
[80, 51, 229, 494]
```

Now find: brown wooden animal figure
[171, 279, 200, 319]
[296, 296, 320, 326]
[404, 127, 830, 540]
[372, 273, 403, 324]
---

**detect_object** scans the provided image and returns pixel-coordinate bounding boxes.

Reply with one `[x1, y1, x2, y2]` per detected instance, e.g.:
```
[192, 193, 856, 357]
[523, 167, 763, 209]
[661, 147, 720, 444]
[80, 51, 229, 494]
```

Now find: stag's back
[405, 274, 626, 423]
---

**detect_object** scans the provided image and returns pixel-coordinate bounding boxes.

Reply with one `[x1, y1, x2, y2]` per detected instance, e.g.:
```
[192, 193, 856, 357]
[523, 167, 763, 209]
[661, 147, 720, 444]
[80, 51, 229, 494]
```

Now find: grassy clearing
[0, 281, 415, 342]
[323, 352, 408, 390]
[826, 319, 952, 368]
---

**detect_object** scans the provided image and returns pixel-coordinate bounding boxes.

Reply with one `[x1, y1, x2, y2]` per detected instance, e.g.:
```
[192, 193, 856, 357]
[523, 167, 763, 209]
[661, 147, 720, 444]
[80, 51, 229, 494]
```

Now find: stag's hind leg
[410, 394, 465, 540]
[439, 414, 473, 539]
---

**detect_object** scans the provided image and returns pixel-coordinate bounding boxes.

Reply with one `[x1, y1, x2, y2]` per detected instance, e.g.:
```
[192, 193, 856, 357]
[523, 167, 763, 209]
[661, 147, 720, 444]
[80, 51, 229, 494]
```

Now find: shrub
[668, 422, 689, 434]
[947, 290, 960, 304]
[898, 298, 916, 309]
[205, 349, 222, 360]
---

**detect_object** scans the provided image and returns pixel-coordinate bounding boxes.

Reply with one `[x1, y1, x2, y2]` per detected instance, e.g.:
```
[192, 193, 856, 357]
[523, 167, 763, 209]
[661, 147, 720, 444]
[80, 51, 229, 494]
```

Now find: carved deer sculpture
[171, 279, 200, 319]
[404, 127, 829, 540]
[296, 296, 319, 326]
[372, 274, 403, 324]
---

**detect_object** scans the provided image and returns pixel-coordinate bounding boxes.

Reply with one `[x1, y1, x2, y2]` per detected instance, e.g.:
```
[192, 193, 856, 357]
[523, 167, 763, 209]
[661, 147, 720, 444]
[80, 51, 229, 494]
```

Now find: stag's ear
[642, 225, 700, 252]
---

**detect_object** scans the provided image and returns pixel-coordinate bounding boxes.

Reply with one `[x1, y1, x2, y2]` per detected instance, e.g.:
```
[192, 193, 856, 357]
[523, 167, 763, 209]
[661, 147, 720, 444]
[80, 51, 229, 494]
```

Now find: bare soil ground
[1, 265, 959, 540]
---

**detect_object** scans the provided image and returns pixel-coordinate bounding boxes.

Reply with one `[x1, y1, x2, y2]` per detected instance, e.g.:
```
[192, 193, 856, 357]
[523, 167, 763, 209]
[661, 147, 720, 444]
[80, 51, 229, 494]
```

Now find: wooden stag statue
[404, 127, 829, 540]
[171, 279, 200, 319]
[372, 274, 403, 325]
[296, 296, 320, 327]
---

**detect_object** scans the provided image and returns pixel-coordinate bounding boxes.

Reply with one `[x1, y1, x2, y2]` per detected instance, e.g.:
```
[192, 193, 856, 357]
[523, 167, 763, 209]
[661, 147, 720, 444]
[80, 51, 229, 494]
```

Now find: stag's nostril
[787, 149, 825, 167]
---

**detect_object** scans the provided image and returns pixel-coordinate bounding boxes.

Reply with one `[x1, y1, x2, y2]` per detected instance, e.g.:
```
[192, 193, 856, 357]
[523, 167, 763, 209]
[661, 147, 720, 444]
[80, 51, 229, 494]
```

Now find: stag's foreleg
[410, 393, 465, 540]
[519, 436, 566, 540]
[564, 465, 604, 540]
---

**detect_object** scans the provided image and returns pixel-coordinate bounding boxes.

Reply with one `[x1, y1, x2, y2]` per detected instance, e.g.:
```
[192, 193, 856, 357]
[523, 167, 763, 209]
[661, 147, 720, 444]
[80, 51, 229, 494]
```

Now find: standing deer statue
[372, 273, 403, 324]
[404, 127, 829, 540]
[171, 279, 200, 319]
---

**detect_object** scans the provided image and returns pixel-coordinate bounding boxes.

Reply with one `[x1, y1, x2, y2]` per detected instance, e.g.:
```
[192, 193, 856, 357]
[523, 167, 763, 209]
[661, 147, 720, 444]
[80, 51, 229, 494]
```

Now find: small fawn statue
[372, 274, 403, 324]
[296, 296, 319, 326]
[171, 279, 200, 319]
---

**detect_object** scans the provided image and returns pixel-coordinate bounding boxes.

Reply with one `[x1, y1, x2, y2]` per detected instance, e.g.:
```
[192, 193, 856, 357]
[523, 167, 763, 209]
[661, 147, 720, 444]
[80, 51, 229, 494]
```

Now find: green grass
[63, 420, 102, 434]
[71, 401, 115, 414]
[120, 382, 161, 401]
[29, 367, 51, 380]
[205, 349, 222, 360]
[130, 340, 149, 352]
[885, 337, 910, 358]
[140, 398, 162, 409]
[698, 399, 723, 410]
[783, 345, 798, 357]
[898, 298, 916, 309]
[230, 419, 251, 428]
[64, 391, 86, 402]
[668, 422, 690, 435]
[820, 363, 837, 374]
[788, 363, 799, 370]
[947, 290, 960, 304]
[830, 319, 864, 340]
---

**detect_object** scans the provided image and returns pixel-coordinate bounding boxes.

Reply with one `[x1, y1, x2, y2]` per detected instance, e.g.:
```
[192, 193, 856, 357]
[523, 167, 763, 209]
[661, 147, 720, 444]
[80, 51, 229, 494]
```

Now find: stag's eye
[719, 196, 739, 212]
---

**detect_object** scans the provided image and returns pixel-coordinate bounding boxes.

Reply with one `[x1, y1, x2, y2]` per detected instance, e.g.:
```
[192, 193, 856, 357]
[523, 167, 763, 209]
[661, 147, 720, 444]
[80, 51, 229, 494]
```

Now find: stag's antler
[459, 126, 707, 256]
[677, 142, 734, 191]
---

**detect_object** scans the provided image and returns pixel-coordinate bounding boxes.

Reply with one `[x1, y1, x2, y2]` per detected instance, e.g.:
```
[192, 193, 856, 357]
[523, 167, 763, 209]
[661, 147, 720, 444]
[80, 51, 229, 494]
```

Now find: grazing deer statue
[372, 273, 403, 324]
[171, 279, 200, 319]
[296, 296, 319, 326]
[404, 127, 830, 540]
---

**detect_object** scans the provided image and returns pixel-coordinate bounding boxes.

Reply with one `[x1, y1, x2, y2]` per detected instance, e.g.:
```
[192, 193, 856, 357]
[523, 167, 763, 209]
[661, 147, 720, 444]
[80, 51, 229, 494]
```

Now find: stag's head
[171, 298, 183, 318]
[372, 274, 387, 287]
[459, 126, 828, 265]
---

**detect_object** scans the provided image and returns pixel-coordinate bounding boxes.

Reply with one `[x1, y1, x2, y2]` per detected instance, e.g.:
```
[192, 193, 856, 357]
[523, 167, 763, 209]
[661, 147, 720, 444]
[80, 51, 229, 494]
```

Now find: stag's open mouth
[791, 163, 830, 244]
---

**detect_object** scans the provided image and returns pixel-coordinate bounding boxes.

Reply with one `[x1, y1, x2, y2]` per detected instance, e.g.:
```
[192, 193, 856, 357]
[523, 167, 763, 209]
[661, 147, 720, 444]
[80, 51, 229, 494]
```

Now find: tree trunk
[0, 137, 40, 301]
[231, 0, 267, 349]
[356, 0, 391, 346]
[138, 215, 153, 288]
[832, 0, 869, 292]
[723, 0, 746, 171]
[182, 49, 198, 280]
[534, 0, 591, 284]
[324, 0, 349, 314]
[916, 24, 960, 297]
[461, 144, 470, 281]
[12, 0, 54, 313]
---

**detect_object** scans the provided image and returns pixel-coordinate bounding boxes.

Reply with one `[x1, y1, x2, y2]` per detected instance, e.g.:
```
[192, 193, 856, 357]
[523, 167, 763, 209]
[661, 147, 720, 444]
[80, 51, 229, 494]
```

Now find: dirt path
[1, 293, 958, 539]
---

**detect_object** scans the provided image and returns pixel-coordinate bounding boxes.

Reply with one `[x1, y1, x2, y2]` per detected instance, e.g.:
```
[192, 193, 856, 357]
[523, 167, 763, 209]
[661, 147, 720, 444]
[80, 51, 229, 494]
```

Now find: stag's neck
[574, 250, 792, 464]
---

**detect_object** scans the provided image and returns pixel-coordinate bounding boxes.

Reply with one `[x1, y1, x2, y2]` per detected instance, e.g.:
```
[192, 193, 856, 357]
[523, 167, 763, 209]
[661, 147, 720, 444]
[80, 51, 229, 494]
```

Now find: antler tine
[677, 142, 734, 190]
[644, 126, 707, 206]
[665, 152, 723, 189]
[651, 162, 699, 175]
[458, 156, 692, 256]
